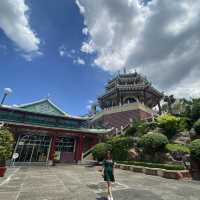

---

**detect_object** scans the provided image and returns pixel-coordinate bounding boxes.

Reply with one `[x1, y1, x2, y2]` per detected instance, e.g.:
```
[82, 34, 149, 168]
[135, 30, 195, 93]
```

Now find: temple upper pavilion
[91, 71, 163, 133]
[0, 98, 110, 165]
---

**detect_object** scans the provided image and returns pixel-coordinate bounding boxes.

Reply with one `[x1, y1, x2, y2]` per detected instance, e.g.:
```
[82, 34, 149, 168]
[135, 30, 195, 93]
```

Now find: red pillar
[75, 135, 84, 161]
[49, 136, 57, 161]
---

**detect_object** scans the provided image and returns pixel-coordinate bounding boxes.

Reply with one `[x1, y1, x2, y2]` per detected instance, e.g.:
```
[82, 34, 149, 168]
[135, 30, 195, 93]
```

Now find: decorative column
[48, 136, 57, 162]
[75, 135, 84, 162]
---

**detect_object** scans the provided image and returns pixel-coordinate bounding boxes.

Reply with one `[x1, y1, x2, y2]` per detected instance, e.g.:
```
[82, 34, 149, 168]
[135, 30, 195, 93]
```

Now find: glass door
[13, 134, 51, 163]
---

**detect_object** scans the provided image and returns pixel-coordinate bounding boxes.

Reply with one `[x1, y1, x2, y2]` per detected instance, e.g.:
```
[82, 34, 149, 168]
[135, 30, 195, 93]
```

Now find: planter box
[190, 160, 200, 180]
[0, 166, 7, 177]
[115, 163, 190, 180]
[132, 166, 144, 173]
[144, 168, 158, 176]
[163, 171, 183, 179]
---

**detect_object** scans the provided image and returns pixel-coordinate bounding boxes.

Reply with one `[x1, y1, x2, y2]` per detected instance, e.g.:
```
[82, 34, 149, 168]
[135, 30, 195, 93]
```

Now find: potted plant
[0, 127, 14, 177]
[190, 139, 200, 180]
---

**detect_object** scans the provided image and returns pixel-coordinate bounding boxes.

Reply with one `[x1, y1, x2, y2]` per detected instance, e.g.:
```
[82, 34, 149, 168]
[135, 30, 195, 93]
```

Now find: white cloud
[82, 27, 88, 35]
[59, 45, 67, 57]
[81, 41, 95, 54]
[86, 104, 91, 110]
[86, 99, 94, 110]
[88, 100, 94, 104]
[73, 57, 85, 65]
[76, 0, 200, 98]
[0, 0, 40, 54]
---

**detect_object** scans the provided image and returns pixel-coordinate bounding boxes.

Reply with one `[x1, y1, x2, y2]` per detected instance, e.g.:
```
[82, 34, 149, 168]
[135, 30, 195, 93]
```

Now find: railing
[91, 103, 153, 121]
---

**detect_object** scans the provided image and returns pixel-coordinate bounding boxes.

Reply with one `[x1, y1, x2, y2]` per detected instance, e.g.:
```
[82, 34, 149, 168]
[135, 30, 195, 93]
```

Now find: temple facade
[0, 99, 110, 165]
[91, 72, 163, 133]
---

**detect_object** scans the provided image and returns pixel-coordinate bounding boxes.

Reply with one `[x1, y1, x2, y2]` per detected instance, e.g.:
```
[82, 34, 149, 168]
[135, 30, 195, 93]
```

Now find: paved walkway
[0, 165, 200, 200]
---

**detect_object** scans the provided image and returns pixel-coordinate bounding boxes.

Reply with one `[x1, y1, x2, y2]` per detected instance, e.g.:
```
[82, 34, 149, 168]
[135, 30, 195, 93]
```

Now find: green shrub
[0, 127, 14, 165]
[139, 132, 169, 153]
[166, 143, 190, 154]
[92, 143, 112, 161]
[125, 120, 148, 137]
[107, 136, 134, 161]
[125, 126, 137, 136]
[190, 139, 200, 161]
[157, 114, 180, 139]
[146, 121, 158, 131]
[178, 117, 189, 131]
[193, 119, 200, 134]
[118, 161, 185, 170]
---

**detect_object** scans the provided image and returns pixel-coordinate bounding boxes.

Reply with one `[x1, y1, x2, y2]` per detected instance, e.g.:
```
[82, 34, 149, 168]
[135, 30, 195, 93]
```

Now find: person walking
[102, 150, 115, 200]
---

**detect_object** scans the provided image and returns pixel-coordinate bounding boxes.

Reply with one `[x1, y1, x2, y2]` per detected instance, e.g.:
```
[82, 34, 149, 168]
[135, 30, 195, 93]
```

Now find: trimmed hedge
[193, 119, 200, 134]
[92, 143, 112, 161]
[190, 139, 200, 161]
[118, 161, 185, 170]
[107, 136, 134, 161]
[139, 132, 169, 153]
[157, 114, 180, 139]
[125, 120, 148, 137]
[165, 143, 190, 154]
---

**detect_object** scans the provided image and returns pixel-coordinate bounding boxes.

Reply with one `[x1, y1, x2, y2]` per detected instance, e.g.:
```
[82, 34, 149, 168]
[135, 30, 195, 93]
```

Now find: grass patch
[118, 161, 185, 170]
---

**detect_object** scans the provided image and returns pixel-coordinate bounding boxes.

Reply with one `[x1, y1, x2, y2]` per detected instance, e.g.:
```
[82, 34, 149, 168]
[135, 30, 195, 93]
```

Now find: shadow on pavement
[96, 197, 107, 200]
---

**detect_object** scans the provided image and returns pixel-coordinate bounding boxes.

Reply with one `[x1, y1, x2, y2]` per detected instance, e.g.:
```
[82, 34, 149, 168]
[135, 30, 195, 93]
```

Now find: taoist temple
[0, 71, 163, 164]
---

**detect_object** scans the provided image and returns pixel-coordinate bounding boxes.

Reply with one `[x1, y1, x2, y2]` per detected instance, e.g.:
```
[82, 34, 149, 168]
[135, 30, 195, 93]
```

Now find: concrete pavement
[0, 165, 199, 200]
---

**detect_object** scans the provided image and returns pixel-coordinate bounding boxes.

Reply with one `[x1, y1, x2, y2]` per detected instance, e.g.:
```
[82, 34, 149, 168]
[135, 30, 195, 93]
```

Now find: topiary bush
[157, 114, 180, 139]
[125, 120, 149, 137]
[107, 136, 134, 161]
[0, 127, 14, 166]
[92, 143, 112, 162]
[125, 126, 137, 137]
[139, 132, 169, 153]
[119, 161, 185, 170]
[193, 119, 200, 135]
[190, 139, 200, 161]
[165, 143, 190, 155]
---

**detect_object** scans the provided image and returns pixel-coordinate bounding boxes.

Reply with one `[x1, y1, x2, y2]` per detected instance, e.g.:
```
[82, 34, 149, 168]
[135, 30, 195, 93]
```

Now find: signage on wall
[12, 153, 19, 159]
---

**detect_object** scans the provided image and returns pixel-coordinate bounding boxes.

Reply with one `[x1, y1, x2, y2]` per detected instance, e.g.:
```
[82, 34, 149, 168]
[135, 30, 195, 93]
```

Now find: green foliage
[0, 127, 14, 163]
[125, 120, 149, 137]
[119, 161, 185, 170]
[193, 119, 200, 134]
[165, 143, 190, 155]
[139, 132, 169, 153]
[107, 136, 134, 161]
[125, 126, 137, 136]
[178, 117, 189, 131]
[190, 99, 200, 122]
[92, 143, 112, 161]
[157, 114, 180, 139]
[146, 121, 158, 131]
[190, 139, 200, 161]
[182, 98, 200, 127]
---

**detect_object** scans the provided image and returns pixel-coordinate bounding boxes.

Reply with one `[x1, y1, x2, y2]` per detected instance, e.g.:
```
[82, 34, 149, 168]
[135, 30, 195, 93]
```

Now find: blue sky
[0, 0, 111, 115]
[0, 0, 200, 115]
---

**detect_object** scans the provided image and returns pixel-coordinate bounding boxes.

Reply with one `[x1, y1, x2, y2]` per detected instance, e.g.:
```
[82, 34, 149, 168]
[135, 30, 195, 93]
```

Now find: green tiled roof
[0, 105, 110, 135]
[17, 98, 68, 116]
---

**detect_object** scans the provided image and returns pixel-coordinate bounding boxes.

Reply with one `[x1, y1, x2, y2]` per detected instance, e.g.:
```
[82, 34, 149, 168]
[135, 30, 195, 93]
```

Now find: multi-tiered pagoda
[91, 71, 163, 133]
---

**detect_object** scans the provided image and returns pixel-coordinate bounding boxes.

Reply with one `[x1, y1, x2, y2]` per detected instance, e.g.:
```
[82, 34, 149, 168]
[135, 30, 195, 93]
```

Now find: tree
[139, 132, 169, 153]
[0, 127, 14, 166]
[157, 114, 180, 139]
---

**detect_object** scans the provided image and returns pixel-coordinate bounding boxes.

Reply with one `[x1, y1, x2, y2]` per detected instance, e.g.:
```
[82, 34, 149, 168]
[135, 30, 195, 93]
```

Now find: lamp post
[1, 88, 12, 105]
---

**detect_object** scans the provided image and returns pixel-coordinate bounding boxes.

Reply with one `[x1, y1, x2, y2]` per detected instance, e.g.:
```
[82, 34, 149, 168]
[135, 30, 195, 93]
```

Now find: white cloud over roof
[76, 0, 200, 98]
[0, 0, 40, 54]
